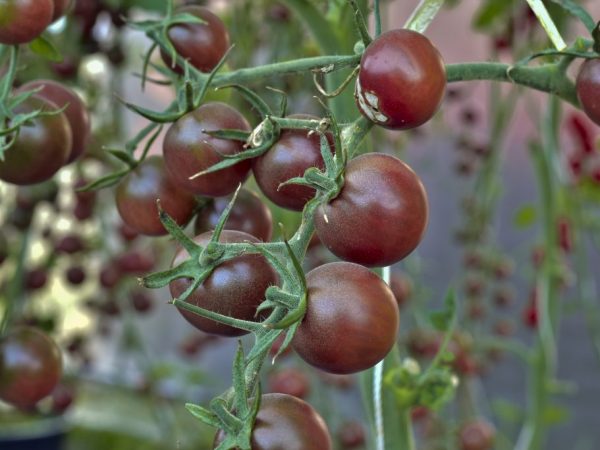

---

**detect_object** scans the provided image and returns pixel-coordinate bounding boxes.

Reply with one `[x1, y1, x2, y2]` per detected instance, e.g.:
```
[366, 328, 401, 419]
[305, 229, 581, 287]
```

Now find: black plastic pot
[0, 417, 67, 450]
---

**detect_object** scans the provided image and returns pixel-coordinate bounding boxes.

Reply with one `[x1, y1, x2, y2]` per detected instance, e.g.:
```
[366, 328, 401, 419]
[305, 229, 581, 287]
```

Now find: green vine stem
[446, 62, 578, 106]
[516, 95, 562, 450]
[0, 227, 31, 334]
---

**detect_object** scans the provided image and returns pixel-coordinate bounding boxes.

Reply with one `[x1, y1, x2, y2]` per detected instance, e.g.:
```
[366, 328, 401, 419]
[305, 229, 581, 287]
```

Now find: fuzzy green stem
[446, 62, 578, 106]
[209, 54, 361, 88]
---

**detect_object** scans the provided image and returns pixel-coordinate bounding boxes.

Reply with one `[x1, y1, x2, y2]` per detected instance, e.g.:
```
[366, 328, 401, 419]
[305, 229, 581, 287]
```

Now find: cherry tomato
[0, 96, 71, 185]
[194, 188, 273, 241]
[115, 155, 197, 236]
[19, 79, 91, 163]
[160, 5, 229, 74]
[0, 0, 54, 45]
[51, 0, 72, 22]
[163, 102, 252, 197]
[0, 327, 62, 409]
[355, 29, 446, 129]
[314, 153, 428, 267]
[213, 393, 332, 450]
[390, 272, 412, 308]
[268, 368, 310, 399]
[292, 262, 399, 374]
[458, 419, 495, 450]
[252, 114, 333, 211]
[169, 230, 278, 337]
[576, 59, 600, 126]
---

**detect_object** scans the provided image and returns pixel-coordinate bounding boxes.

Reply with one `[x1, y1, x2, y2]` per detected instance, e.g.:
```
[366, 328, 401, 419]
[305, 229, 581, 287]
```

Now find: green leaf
[548, 0, 595, 33]
[542, 404, 570, 425]
[429, 290, 457, 332]
[473, 0, 516, 30]
[514, 204, 537, 228]
[185, 403, 221, 428]
[593, 22, 600, 53]
[29, 35, 62, 62]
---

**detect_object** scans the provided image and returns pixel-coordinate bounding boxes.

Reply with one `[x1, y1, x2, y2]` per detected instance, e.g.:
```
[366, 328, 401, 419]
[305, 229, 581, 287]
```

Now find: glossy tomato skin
[194, 189, 273, 241]
[115, 156, 196, 236]
[355, 29, 446, 129]
[19, 79, 90, 163]
[576, 59, 600, 126]
[51, 0, 72, 21]
[160, 5, 229, 74]
[169, 230, 278, 337]
[292, 262, 399, 374]
[213, 393, 332, 450]
[0, 327, 62, 409]
[163, 102, 252, 197]
[0, 96, 71, 185]
[252, 114, 333, 211]
[458, 420, 495, 450]
[314, 153, 428, 267]
[0, 0, 54, 45]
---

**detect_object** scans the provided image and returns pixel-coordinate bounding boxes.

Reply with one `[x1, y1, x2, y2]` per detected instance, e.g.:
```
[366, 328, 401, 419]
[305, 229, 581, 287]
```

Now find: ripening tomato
[458, 419, 495, 450]
[0, 96, 71, 185]
[355, 29, 446, 129]
[213, 393, 332, 450]
[0, 327, 62, 409]
[292, 262, 399, 374]
[19, 79, 91, 163]
[0, 0, 54, 44]
[51, 0, 72, 22]
[252, 114, 334, 211]
[194, 188, 273, 241]
[314, 153, 428, 267]
[163, 102, 252, 197]
[169, 230, 278, 337]
[161, 5, 229, 74]
[576, 58, 600, 126]
[115, 155, 197, 236]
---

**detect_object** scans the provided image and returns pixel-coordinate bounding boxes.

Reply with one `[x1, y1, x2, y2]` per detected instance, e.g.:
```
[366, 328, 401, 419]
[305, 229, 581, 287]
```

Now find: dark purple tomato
[292, 262, 399, 374]
[65, 266, 86, 285]
[314, 153, 428, 267]
[338, 421, 366, 449]
[163, 102, 252, 197]
[355, 29, 446, 129]
[130, 290, 153, 314]
[576, 59, 600, 126]
[160, 5, 229, 74]
[51, 0, 72, 22]
[19, 79, 90, 163]
[194, 188, 273, 241]
[268, 368, 310, 399]
[115, 155, 197, 236]
[0, 0, 54, 45]
[390, 272, 412, 308]
[0, 327, 62, 409]
[169, 230, 278, 337]
[459, 419, 495, 450]
[50, 382, 75, 414]
[24, 267, 48, 291]
[213, 393, 332, 450]
[0, 96, 71, 185]
[252, 114, 334, 211]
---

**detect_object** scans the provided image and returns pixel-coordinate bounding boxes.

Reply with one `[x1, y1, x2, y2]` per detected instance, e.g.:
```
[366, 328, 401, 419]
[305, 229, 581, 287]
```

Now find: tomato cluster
[0, 78, 90, 185]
